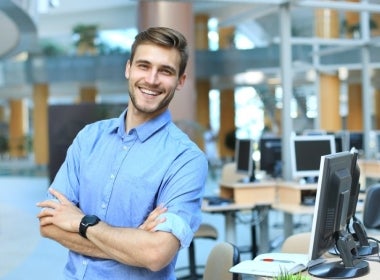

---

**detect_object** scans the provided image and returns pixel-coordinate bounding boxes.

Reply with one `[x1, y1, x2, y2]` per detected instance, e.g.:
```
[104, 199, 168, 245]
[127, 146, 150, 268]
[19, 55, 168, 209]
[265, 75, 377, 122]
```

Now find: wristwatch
[79, 215, 100, 239]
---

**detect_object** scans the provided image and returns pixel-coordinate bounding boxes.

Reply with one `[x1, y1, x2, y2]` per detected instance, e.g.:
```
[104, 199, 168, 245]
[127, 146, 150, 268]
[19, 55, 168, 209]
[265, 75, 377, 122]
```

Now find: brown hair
[130, 27, 189, 77]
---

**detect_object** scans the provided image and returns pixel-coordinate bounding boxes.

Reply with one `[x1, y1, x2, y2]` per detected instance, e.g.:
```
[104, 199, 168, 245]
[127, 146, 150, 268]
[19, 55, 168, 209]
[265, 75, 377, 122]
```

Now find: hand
[139, 204, 167, 232]
[37, 188, 84, 233]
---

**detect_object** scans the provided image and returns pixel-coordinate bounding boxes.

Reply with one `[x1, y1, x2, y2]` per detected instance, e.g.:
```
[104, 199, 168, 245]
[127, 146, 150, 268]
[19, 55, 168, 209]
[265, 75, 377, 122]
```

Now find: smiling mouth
[140, 87, 160, 96]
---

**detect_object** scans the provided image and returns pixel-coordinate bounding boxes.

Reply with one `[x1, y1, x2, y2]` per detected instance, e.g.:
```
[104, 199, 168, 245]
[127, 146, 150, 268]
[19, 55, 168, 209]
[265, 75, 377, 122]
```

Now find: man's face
[125, 43, 186, 117]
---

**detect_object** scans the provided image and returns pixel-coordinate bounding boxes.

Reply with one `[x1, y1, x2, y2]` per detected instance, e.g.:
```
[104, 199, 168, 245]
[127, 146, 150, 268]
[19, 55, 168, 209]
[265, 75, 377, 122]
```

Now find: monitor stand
[309, 232, 369, 279]
[352, 220, 379, 256]
[304, 176, 318, 184]
[247, 161, 258, 182]
[238, 174, 258, 183]
[329, 220, 378, 256]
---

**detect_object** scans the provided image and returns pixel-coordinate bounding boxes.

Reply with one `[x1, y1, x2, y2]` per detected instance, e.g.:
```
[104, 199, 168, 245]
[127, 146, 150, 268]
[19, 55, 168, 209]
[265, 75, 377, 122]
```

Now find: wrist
[79, 215, 100, 239]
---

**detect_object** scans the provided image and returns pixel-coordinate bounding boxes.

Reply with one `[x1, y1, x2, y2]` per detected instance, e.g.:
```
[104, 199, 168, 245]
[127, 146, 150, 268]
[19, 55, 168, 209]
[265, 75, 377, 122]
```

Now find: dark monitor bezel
[235, 138, 253, 176]
[259, 136, 282, 177]
[309, 151, 353, 261]
[290, 134, 336, 180]
[308, 151, 369, 278]
[348, 131, 364, 151]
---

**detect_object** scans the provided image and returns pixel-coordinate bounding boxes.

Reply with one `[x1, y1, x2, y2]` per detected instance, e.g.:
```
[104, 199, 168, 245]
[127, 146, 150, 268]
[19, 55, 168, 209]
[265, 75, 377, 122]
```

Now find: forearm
[86, 222, 179, 271]
[40, 224, 111, 259]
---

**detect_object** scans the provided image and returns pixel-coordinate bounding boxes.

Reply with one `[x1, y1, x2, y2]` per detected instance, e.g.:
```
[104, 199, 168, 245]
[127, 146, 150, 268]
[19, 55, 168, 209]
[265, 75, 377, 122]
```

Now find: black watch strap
[79, 215, 100, 239]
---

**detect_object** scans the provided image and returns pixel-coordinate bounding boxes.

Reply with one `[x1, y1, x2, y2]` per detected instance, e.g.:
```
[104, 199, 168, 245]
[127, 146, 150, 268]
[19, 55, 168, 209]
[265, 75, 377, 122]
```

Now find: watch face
[82, 215, 100, 226]
[79, 215, 100, 239]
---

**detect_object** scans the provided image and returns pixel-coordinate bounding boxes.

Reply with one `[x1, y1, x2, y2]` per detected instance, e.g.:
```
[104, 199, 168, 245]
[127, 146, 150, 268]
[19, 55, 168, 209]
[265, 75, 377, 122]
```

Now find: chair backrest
[363, 183, 380, 229]
[281, 232, 311, 254]
[203, 242, 241, 280]
[220, 162, 246, 184]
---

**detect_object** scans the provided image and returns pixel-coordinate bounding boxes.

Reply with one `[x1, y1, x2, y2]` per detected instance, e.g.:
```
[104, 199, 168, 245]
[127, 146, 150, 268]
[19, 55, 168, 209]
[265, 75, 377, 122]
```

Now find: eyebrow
[135, 59, 177, 75]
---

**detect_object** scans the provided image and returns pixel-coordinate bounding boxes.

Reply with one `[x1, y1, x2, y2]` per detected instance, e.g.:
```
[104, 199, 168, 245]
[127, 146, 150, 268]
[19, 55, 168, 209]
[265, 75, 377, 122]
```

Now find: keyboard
[204, 196, 233, 205]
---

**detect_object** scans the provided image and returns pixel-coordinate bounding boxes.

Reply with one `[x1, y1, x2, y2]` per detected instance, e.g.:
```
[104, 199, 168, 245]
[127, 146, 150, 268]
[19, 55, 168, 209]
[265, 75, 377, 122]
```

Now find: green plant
[341, 18, 378, 35]
[40, 40, 66, 56]
[273, 272, 311, 280]
[72, 24, 99, 54]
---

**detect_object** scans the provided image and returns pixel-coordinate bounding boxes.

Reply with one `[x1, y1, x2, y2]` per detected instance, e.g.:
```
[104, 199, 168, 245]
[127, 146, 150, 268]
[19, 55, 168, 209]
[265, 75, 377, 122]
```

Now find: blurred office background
[1, 0, 380, 279]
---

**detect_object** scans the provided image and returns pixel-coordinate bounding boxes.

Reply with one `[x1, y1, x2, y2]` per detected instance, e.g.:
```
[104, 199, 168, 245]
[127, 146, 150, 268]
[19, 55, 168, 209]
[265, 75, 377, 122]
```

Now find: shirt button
[101, 203, 107, 209]
[123, 145, 128, 150]
[110, 174, 115, 179]
[82, 260, 87, 266]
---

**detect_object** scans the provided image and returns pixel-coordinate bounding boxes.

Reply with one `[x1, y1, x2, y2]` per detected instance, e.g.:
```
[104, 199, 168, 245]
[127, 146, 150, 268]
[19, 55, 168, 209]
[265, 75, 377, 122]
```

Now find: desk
[245, 258, 380, 280]
[208, 178, 364, 254]
[272, 195, 365, 238]
[358, 159, 380, 180]
[274, 182, 317, 238]
[208, 180, 316, 252]
[358, 159, 380, 189]
[210, 180, 276, 254]
[219, 180, 277, 205]
[271, 203, 315, 238]
[202, 201, 271, 255]
[277, 182, 317, 204]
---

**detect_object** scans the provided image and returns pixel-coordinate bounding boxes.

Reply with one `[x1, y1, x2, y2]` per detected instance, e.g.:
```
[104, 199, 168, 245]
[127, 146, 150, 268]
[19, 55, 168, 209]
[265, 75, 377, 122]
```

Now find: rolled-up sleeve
[154, 212, 194, 248]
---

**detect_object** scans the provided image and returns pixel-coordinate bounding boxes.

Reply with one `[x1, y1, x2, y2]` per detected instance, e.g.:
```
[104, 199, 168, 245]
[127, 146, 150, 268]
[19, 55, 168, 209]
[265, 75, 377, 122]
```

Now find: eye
[160, 69, 172, 75]
[160, 67, 176, 76]
[137, 63, 149, 70]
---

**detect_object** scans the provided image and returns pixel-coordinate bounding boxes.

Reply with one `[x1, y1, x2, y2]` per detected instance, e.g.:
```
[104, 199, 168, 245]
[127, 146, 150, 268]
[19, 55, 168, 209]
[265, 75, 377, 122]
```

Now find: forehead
[133, 43, 181, 69]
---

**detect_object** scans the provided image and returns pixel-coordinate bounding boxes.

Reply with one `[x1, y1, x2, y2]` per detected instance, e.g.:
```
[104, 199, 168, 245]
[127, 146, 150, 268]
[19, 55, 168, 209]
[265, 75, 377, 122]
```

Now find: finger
[37, 208, 55, 219]
[36, 198, 59, 210]
[49, 188, 69, 204]
[39, 216, 53, 226]
[149, 204, 167, 219]
[139, 212, 167, 231]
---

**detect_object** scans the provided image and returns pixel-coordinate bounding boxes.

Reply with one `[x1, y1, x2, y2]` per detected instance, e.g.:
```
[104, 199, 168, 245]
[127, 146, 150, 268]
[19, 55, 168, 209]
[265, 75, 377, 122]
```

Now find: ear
[176, 73, 187, 91]
[125, 60, 131, 79]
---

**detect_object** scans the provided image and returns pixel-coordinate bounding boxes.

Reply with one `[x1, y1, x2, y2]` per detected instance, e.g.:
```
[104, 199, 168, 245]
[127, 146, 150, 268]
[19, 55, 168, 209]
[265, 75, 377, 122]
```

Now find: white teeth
[141, 88, 158, 96]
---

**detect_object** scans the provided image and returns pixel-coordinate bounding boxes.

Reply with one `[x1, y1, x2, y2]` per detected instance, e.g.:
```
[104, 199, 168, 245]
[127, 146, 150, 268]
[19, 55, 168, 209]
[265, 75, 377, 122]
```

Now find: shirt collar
[114, 108, 172, 141]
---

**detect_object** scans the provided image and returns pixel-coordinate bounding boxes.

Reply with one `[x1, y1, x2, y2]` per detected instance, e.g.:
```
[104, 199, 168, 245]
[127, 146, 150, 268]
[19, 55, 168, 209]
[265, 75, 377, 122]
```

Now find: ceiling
[1, 0, 380, 102]
[35, 0, 380, 43]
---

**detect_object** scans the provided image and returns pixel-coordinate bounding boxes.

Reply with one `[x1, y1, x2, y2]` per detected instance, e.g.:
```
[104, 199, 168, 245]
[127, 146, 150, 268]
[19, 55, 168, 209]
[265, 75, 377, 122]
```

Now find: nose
[145, 69, 159, 85]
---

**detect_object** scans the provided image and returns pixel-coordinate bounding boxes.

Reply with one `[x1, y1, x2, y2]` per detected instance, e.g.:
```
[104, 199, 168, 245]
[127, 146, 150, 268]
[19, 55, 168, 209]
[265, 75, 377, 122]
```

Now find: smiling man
[37, 27, 208, 280]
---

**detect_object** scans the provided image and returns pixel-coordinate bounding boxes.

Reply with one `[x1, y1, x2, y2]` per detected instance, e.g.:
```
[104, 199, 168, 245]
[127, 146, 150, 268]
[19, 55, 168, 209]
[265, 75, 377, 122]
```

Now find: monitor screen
[308, 151, 369, 278]
[349, 131, 364, 151]
[334, 135, 344, 153]
[290, 135, 336, 181]
[259, 136, 282, 178]
[373, 130, 380, 158]
[327, 132, 343, 152]
[235, 138, 253, 175]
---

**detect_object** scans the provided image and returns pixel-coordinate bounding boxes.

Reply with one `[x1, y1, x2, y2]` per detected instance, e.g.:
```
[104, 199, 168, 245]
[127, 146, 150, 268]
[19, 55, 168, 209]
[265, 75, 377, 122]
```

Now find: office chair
[203, 242, 241, 280]
[177, 223, 218, 280]
[363, 183, 380, 229]
[281, 232, 311, 254]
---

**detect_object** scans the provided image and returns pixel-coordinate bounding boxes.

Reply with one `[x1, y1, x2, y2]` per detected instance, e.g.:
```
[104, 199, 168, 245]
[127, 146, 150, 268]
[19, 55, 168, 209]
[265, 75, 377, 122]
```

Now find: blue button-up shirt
[50, 109, 208, 279]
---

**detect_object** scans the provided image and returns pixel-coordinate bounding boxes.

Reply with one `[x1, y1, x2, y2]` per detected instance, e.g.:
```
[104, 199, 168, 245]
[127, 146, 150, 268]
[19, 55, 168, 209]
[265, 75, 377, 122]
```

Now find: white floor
[0, 176, 67, 280]
[0, 161, 312, 279]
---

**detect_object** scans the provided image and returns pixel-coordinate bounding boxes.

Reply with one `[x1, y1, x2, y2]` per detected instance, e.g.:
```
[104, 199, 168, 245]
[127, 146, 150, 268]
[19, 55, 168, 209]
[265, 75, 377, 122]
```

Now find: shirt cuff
[154, 212, 193, 249]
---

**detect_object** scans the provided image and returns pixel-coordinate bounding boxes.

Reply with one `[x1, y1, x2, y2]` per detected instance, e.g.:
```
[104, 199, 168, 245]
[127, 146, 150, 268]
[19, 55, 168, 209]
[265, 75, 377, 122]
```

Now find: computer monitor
[290, 134, 336, 182]
[346, 151, 360, 225]
[349, 131, 364, 151]
[335, 135, 344, 153]
[373, 130, 380, 158]
[259, 136, 282, 178]
[235, 138, 255, 182]
[308, 151, 369, 278]
[338, 151, 378, 256]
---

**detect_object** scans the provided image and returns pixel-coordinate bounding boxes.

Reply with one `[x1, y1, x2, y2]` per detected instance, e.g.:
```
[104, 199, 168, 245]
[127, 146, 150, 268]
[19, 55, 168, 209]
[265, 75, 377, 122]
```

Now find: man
[37, 27, 208, 279]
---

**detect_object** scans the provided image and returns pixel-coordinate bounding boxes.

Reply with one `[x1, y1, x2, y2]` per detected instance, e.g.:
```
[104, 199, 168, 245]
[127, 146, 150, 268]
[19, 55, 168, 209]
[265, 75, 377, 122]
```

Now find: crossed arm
[37, 188, 180, 271]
